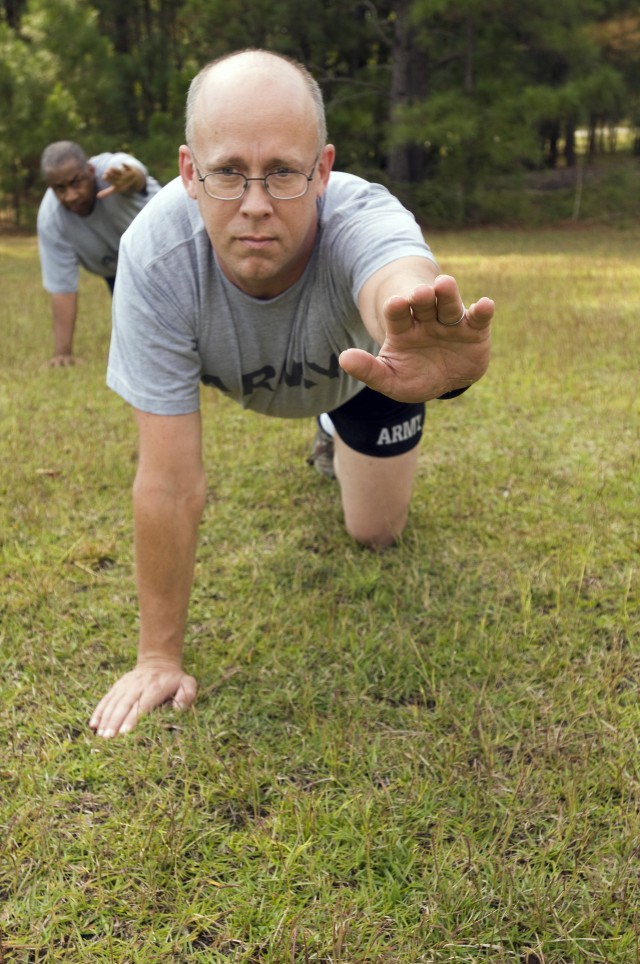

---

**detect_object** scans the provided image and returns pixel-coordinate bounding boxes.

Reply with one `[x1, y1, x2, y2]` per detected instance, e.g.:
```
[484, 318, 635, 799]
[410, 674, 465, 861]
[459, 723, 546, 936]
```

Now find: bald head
[185, 50, 327, 154]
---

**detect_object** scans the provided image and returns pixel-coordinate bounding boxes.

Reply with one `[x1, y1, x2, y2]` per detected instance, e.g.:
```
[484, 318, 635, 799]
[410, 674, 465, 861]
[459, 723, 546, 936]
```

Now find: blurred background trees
[1, 0, 638, 225]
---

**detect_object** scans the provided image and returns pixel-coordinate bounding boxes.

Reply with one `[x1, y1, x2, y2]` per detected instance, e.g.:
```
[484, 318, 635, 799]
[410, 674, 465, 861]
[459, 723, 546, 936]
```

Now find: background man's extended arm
[97, 162, 147, 199]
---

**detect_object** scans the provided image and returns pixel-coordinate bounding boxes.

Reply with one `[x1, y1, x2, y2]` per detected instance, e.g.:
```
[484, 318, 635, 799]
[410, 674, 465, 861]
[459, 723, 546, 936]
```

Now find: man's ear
[316, 144, 335, 198]
[179, 145, 198, 200]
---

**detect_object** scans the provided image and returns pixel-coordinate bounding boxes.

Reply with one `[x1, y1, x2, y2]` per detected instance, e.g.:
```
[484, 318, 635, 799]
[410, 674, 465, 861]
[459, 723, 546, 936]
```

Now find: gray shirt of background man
[37, 151, 162, 293]
[107, 171, 437, 419]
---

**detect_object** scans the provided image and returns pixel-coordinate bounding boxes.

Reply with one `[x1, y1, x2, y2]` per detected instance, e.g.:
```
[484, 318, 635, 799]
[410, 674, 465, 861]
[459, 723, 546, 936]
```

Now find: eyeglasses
[192, 152, 320, 201]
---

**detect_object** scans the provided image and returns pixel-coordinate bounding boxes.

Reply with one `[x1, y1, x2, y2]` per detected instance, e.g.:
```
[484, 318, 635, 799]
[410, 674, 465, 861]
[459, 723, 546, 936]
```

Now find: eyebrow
[45, 169, 87, 187]
[199, 154, 306, 172]
[48, 171, 85, 188]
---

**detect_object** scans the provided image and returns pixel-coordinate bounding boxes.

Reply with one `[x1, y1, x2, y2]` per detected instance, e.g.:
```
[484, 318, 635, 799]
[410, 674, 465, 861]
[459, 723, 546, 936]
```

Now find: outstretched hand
[89, 658, 197, 738]
[341, 274, 494, 402]
[97, 162, 144, 199]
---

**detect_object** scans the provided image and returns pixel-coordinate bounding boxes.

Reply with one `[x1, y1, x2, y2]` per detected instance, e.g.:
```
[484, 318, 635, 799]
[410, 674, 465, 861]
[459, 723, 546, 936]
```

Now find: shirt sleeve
[321, 177, 437, 303]
[107, 226, 203, 415]
[37, 194, 80, 293]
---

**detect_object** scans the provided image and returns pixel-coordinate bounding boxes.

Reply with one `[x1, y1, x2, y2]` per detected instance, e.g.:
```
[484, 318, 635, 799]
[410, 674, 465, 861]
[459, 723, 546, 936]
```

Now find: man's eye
[54, 176, 80, 191]
[272, 168, 295, 177]
[216, 168, 240, 177]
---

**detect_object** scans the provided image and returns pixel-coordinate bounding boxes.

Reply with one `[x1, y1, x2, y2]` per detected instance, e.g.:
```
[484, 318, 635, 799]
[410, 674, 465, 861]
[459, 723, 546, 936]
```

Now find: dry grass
[1, 227, 639, 962]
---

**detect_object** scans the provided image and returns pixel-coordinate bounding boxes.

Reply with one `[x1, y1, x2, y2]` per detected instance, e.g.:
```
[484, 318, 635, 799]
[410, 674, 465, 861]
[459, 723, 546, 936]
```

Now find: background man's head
[41, 141, 96, 217]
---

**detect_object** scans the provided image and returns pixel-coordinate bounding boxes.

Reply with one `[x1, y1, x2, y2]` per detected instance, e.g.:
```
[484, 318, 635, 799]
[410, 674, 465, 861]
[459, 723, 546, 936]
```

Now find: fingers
[430, 276, 466, 327]
[90, 683, 149, 738]
[343, 272, 494, 403]
[465, 295, 495, 330]
[410, 276, 465, 328]
[89, 668, 197, 738]
[339, 347, 393, 396]
[173, 675, 198, 711]
[383, 276, 493, 334]
[430, 276, 494, 330]
[383, 287, 435, 335]
[46, 354, 83, 368]
[97, 163, 138, 199]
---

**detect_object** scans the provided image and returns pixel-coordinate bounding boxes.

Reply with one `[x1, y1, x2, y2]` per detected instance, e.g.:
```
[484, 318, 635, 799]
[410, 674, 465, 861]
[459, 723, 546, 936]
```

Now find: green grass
[1, 227, 639, 962]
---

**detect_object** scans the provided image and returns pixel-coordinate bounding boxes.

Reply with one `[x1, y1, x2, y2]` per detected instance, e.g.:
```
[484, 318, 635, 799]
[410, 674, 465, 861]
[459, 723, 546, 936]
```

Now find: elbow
[133, 466, 207, 522]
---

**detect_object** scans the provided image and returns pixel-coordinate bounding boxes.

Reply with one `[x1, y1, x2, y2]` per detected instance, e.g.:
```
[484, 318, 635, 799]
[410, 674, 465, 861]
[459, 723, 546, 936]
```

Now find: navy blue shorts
[327, 386, 425, 458]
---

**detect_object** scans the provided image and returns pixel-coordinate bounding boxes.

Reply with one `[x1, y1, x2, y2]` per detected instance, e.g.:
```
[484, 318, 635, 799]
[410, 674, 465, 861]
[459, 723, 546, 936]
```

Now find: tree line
[1, 0, 638, 225]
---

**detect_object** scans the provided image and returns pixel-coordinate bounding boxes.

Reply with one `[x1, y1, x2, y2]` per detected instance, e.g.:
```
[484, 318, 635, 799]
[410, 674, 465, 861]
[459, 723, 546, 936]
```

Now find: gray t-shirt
[37, 152, 161, 293]
[107, 172, 436, 419]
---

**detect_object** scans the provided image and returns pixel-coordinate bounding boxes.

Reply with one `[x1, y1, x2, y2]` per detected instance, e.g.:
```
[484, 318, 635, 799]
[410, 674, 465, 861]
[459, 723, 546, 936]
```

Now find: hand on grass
[47, 353, 84, 368]
[89, 658, 197, 738]
[340, 274, 494, 402]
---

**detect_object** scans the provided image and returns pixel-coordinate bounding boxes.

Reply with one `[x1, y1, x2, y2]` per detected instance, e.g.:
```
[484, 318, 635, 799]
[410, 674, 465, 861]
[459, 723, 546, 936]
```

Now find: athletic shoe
[307, 423, 336, 479]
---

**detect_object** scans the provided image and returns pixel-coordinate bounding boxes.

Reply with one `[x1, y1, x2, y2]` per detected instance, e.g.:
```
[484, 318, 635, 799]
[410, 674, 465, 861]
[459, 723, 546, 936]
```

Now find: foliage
[0, 0, 639, 225]
[1, 227, 639, 960]
[402, 155, 640, 228]
[0, 0, 116, 222]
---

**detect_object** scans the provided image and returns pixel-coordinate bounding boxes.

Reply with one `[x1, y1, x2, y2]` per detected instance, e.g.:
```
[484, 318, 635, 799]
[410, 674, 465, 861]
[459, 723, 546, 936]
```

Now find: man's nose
[239, 179, 274, 213]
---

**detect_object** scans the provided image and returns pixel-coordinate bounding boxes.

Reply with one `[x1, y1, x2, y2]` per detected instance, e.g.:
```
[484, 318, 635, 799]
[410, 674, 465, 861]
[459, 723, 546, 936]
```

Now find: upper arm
[134, 409, 204, 487]
[357, 255, 439, 344]
[38, 204, 80, 292]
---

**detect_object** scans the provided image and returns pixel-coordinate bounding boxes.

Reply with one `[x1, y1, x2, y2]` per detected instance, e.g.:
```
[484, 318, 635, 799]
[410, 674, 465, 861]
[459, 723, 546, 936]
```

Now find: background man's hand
[340, 274, 494, 402]
[46, 353, 83, 368]
[97, 162, 145, 199]
[89, 658, 197, 737]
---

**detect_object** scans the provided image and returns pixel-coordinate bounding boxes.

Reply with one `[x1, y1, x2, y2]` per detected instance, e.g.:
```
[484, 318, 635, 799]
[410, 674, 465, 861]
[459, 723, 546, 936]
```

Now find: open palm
[340, 275, 494, 402]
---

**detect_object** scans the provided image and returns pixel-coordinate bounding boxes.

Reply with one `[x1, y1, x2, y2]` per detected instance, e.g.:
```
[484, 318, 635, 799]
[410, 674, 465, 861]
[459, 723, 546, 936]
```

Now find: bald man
[90, 49, 494, 738]
[38, 141, 161, 366]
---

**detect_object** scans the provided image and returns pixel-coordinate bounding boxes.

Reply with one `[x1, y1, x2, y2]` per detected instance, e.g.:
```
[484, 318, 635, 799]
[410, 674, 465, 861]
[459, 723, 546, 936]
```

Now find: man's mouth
[238, 235, 276, 249]
[65, 201, 89, 215]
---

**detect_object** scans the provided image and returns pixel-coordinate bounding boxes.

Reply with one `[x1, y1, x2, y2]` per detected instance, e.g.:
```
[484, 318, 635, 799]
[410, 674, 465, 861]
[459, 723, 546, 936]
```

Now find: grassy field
[1, 226, 639, 962]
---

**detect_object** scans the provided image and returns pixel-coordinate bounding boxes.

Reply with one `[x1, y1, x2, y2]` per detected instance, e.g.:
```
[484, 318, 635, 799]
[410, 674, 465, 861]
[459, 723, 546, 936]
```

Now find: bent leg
[334, 433, 420, 548]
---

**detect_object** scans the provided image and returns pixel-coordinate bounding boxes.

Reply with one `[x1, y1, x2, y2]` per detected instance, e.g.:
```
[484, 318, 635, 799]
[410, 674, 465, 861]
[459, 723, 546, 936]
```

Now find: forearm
[133, 472, 207, 665]
[120, 164, 146, 195]
[51, 292, 78, 356]
[130, 166, 147, 194]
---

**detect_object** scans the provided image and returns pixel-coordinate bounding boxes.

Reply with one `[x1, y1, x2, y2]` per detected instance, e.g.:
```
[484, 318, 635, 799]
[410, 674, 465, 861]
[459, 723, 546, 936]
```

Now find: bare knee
[349, 527, 399, 550]
[335, 440, 417, 549]
[344, 505, 410, 549]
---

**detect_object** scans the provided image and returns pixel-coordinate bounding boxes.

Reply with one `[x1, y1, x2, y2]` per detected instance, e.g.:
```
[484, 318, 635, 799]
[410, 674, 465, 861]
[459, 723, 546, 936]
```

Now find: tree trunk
[564, 122, 576, 167]
[387, 0, 427, 183]
[3, 0, 26, 28]
[464, 13, 474, 96]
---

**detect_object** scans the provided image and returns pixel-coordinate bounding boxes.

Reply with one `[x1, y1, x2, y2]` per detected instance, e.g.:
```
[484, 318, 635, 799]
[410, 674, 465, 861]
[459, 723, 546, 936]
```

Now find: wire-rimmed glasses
[191, 152, 320, 201]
